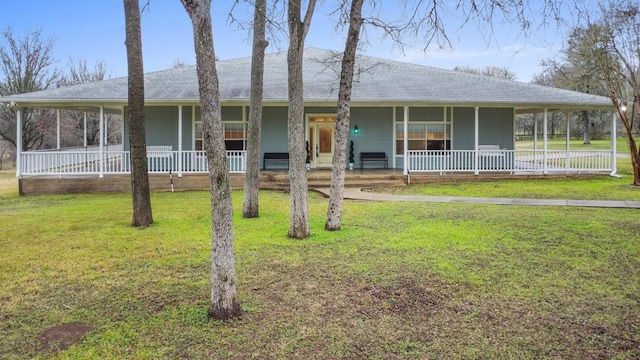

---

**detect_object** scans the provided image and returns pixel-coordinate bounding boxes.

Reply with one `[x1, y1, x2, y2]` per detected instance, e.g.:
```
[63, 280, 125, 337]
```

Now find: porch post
[474, 106, 479, 175]
[543, 108, 548, 175]
[104, 113, 108, 147]
[178, 105, 183, 177]
[121, 106, 126, 146]
[99, 106, 104, 178]
[533, 113, 538, 154]
[121, 106, 126, 171]
[56, 109, 61, 149]
[403, 106, 409, 175]
[83, 112, 87, 147]
[15, 107, 22, 179]
[611, 111, 618, 176]
[566, 111, 570, 172]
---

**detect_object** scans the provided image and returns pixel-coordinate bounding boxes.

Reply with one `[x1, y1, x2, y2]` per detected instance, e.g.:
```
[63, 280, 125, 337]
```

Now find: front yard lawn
[1, 187, 638, 359]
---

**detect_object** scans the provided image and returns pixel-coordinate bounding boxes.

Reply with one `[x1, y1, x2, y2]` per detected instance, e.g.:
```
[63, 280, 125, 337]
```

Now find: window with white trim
[396, 122, 450, 153]
[194, 121, 246, 151]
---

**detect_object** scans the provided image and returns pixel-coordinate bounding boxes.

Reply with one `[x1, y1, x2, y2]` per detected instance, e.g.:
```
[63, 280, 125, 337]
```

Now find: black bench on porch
[360, 152, 388, 169]
[263, 152, 289, 169]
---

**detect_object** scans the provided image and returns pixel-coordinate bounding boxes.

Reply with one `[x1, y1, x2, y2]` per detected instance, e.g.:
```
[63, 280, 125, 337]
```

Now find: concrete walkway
[313, 188, 640, 209]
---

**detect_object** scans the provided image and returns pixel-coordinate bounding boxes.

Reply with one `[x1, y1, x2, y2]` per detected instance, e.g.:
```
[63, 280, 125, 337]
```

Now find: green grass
[1, 182, 639, 358]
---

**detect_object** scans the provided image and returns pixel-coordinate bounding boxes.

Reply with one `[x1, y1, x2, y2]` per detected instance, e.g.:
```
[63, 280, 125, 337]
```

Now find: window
[194, 121, 246, 151]
[426, 123, 450, 151]
[195, 122, 203, 151]
[396, 122, 450, 153]
[224, 123, 245, 150]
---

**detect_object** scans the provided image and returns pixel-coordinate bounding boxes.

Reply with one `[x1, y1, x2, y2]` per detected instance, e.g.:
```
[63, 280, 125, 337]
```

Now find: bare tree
[0, 28, 59, 151]
[171, 59, 189, 68]
[0, 140, 12, 170]
[287, 0, 317, 239]
[453, 65, 517, 80]
[572, 0, 640, 185]
[124, 0, 153, 227]
[58, 59, 121, 147]
[243, 0, 268, 218]
[180, 0, 242, 320]
[325, 0, 364, 231]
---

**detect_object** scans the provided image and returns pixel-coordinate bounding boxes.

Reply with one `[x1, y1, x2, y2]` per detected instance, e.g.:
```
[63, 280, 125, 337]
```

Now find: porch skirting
[18, 174, 239, 196]
[17, 169, 611, 196]
[18, 171, 406, 195]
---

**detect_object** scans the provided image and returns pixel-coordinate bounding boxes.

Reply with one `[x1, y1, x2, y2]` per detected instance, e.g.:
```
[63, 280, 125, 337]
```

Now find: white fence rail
[20, 149, 247, 175]
[406, 150, 612, 173]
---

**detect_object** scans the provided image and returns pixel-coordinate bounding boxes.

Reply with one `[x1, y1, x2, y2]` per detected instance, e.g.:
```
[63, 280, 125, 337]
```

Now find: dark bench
[263, 152, 289, 169]
[360, 152, 388, 169]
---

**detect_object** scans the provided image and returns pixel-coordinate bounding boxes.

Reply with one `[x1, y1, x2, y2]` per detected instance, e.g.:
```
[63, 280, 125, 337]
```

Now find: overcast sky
[0, 0, 583, 83]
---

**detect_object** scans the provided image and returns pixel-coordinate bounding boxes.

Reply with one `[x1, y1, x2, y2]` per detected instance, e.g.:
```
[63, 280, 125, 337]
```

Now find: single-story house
[0, 48, 618, 194]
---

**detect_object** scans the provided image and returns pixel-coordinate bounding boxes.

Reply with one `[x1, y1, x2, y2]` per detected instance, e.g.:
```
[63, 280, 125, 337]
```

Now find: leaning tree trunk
[621, 101, 640, 186]
[582, 110, 591, 144]
[286, 0, 316, 239]
[180, 0, 242, 320]
[123, 0, 153, 228]
[243, 0, 268, 218]
[325, 0, 364, 231]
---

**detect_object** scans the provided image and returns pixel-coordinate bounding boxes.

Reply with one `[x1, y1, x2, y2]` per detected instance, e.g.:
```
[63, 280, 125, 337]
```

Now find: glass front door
[308, 116, 336, 168]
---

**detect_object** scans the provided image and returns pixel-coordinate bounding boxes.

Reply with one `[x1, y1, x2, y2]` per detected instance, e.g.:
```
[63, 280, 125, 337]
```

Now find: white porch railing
[406, 150, 612, 173]
[19, 149, 247, 175]
[21, 144, 124, 175]
[19, 148, 610, 176]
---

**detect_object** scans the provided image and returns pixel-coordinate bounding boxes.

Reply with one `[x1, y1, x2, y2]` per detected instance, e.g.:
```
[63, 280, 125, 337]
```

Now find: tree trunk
[582, 110, 591, 144]
[123, 0, 153, 228]
[630, 140, 640, 186]
[243, 0, 268, 219]
[286, 0, 316, 239]
[625, 101, 640, 186]
[180, 0, 242, 321]
[325, 0, 364, 231]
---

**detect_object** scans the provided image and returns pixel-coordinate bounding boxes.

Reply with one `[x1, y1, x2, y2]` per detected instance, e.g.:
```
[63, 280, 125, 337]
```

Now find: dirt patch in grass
[38, 322, 93, 353]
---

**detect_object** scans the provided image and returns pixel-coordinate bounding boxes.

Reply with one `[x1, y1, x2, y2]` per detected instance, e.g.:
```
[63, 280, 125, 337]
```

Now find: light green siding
[479, 108, 514, 149]
[452, 107, 514, 150]
[261, 106, 288, 152]
[123, 106, 180, 149]
[222, 106, 243, 121]
[350, 107, 394, 168]
[181, 106, 192, 151]
[409, 107, 445, 121]
[451, 107, 475, 150]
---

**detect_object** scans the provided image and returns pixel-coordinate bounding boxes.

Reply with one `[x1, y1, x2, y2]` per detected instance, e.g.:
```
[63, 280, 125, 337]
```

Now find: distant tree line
[0, 28, 120, 162]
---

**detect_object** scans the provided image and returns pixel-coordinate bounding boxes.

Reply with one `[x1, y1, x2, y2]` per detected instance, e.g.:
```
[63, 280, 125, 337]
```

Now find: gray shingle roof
[0, 48, 613, 109]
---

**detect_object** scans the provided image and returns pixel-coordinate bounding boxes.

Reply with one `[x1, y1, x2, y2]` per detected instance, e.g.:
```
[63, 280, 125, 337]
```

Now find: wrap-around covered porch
[13, 105, 619, 179]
